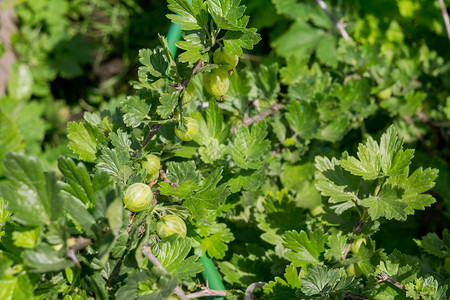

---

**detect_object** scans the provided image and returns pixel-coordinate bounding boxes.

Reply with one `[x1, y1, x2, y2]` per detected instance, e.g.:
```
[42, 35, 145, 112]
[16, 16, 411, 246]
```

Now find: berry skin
[156, 215, 187, 239]
[183, 81, 195, 105]
[174, 117, 199, 142]
[213, 48, 239, 71]
[123, 183, 153, 212]
[203, 68, 230, 98]
[141, 154, 160, 184]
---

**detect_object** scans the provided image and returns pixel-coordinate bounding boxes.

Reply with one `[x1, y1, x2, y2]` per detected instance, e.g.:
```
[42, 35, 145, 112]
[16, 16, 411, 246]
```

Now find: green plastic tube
[166, 2, 226, 299]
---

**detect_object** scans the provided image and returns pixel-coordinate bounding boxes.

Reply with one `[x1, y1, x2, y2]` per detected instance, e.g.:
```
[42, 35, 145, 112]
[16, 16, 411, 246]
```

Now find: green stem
[374, 177, 384, 197]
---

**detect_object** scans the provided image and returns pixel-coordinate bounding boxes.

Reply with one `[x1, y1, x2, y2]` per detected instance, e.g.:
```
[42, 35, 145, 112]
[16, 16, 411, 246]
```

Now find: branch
[142, 244, 189, 300]
[67, 237, 93, 268]
[245, 282, 267, 300]
[314, 0, 350, 40]
[231, 103, 284, 133]
[341, 219, 364, 260]
[186, 286, 226, 299]
[438, 0, 450, 46]
[415, 111, 450, 128]
[374, 271, 405, 291]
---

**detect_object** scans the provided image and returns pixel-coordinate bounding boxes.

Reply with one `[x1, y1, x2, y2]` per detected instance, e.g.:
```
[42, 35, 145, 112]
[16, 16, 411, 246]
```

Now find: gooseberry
[156, 215, 187, 239]
[141, 154, 160, 183]
[213, 48, 239, 71]
[123, 183, 153, 212]
[203, 68, 230, 98]
[174, 117, 199, 142]
[183, 81, 195, 105]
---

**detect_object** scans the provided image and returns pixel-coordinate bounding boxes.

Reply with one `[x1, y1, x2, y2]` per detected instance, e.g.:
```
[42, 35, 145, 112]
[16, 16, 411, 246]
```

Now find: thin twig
[127, 210, 133, 233]
[231, 103, 284, 133]
[142, 244, 189, 300]
[67, 237, 93, 268]
[245, 282, 267, 300]
[438, 0, 450, 46]
[416, 111, 450, 128]
[314, 0, 350, 40]
[141, 124, 162, 152]
[160, 169, 178, 188]
[186, 286, 226, 299]
[341, 219, 364, 260]
[374, 271, 405, 291]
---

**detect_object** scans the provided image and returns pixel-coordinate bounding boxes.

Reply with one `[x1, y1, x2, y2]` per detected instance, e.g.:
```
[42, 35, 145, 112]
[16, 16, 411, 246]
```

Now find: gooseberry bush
[1, 0, 450, 299]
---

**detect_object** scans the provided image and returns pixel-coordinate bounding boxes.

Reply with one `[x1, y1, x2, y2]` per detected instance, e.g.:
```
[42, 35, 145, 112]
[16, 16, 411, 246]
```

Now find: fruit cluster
[203, 48, 238, 98]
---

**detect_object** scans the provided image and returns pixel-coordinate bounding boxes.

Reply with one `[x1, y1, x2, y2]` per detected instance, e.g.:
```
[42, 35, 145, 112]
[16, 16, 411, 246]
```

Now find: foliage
[1, 0, 450, 299]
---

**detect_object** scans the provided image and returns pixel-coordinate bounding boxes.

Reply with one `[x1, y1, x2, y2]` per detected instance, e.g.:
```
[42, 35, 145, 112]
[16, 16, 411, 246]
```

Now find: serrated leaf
[110, 129, 132, 153]
[285, 102, 319, 140]
[300, 264, 340, 296]
[157, 93, 178, 118]
[183, 168, 230, 219]
[165, 161, 202, 185]
[223, 29, 261, 56]
[167, 0, 205, 30]
[58, 158, 94, 208]
[157, 239, 203, 279]
[361, 184, 408, 221]
[283, 229, 327, 268]
[0, 113, 25, 177]
[159, 180, 200, 198]
[195, 222, 234, 259]
[96, 148, 131, 179]
[67, 121, 104, 162]
[325, 232, 348, 261]
[175, 41, 209, 63]
[120, 95, 151, 128]
[414, 230, 450, 258]
[138, 47, 169, 80]
[0, 153, 65, 226]
[0, 274, 33, 300]
[228, 121, 270, 170]
[207, 0, 247, 30]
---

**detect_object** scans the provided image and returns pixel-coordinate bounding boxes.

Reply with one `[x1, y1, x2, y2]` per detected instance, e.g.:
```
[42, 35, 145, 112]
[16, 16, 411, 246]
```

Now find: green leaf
[58, 157, 95, 207]
[0, 152, 65, 226]
[0, 113, 25, 177]
[110, 129, 132, 153]
[167, 0, 205, 30]
[184, 168, 230, 219]
[96, 148, 131, 179]
[138, 47, 169, 81]
[228, 121, 270, 170]
[316, 35, 338, 68]
[361, 184, 408, 221]
[120, 95, 151, 128]
[159, 180, 200, 198]
[67, 121, 104, 162]
[325, 232, 348, 261]
[207, 0, 247, 30]
[12, 226, 41, 248]
[405, 277, 440, 300]
[303, 265, 359, 297]
[223, 29, 261, 56]
[283, 229, 327, 268]
[157, 239, 203, 279]
[175, 41, 209, 63]
[414, 229, 450, 258]
[285, 102, 319, 140]
[165, 161, 202, 185]
[354, 238, 386, 276]
[195, 222, 234, 259]
[22, 244, 73, 272]
[0, 274, 33, 300]
[272, 21, 324, 58]
[157, 92, 178, 119]
[7, 62, 33, 102]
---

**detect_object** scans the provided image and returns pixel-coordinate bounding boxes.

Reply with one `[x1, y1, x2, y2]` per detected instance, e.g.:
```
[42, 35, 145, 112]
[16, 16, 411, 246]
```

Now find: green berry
[213, 48, 239, 70]
[174, 117, 199, 142]
[141, 154, 160, 183]
[123, 183, 153, 212]
[203, 68, 230, 98]
[156, 215, 187, 239]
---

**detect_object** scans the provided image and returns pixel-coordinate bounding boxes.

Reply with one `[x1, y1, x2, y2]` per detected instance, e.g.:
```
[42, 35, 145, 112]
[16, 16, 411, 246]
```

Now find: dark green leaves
[283, 229, 327, 268]
[120, 94, 152, 128]
[0, 153, 65, 226]
[138, 47, 169, 82]
[228, 121, 270, 170]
